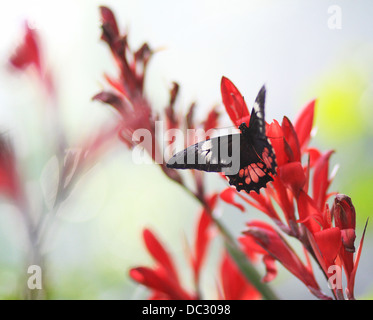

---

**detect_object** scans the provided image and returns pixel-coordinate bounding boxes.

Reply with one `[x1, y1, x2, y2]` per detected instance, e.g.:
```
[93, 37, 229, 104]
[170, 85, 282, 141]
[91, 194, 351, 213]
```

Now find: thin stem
[18, 202, 47, 300]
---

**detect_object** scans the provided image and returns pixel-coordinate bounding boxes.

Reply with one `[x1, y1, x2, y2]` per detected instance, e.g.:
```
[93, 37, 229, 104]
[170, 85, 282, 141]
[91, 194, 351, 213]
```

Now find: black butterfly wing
[225, 137, 276, 194]
[247, 84, 266, 137]
[166, 135, 276, 194]
[166, 133, 242, 175]
[229, 85, 277, 193]
[250, 85, 276, 176]
[167, 85, 277, 194]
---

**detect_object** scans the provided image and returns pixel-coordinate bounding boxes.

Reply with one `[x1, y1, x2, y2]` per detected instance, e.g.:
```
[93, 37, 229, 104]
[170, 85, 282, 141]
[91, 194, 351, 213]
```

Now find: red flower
[294, 99, 316, 150]
[98, 6, 151, 99]
[130, 193, 263, 300]
[164, 82, 180, 131]
[331, 195, 366, 300]
[129, 195, 219, 300]
[0, 137, 23, 204]
[9, 23, 41, 74]
[219, 77, 366, 299]
[240, 220, 330, 299]
[129, 228, 195, 300]
[190, 194, 217, 286]
[9, 22, 55, 97]
[220, 188, 245, 212]
[95, 7, 366, 299]
[219, 250, 261, 300]
[93, 7, 155, 152]
[221, 76, 250, 127]
[94, 7, 226, 190]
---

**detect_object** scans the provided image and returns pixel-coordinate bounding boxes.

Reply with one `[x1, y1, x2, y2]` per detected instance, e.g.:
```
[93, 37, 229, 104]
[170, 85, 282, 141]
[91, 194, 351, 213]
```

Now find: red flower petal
[294, 99, 316, 150]
[340, 229, 356, 253]
[267, 120, 287, 166]
[306, 148, 322, 167]
[243, 221, 320, 290]
[192, 194, 217, 283]
[220, 188, 245, 212]
[331, 194, 358, 288]
[279, 162, 306, 197]
[270, 177, 296, 225]
[297, 191, 323, 233]
[312, 150, 334, 212]
[220, 77, 250, 127]
[262, 255, 277, 283]
[9, 23, 41, 74]
[143, 229, 179, 284]
[92, 91, 129, 115]
[281, 116, 301, 162]
[0, 137, 22, 202]
[347, 219, 368, 300]
[220, 251, 261, 300]
[186, 102, 196, 130]
[104, 73, 126, 95]
[313, 227, 342, 267]
[129, 267, 193, 300]
[99, 6, 120, 44]
[129, 267, 164, 291]
[249, 191, 281, 221]
[165, 82, 180, 130]
[203, 107, 220, 134]
[332, 194, 356, 231]
[239, 233, 267, 257]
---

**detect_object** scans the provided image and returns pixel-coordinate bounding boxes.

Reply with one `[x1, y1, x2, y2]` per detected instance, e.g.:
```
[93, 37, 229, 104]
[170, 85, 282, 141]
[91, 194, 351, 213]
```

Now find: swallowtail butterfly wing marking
[166, 85, 277, 194]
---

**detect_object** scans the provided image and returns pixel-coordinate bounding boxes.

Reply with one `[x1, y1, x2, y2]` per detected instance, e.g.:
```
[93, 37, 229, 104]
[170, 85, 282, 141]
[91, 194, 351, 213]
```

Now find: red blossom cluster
[219, 78, 367, 300]
[95, 7, 367, 300]
[95, 7, 267, 300]
[129, 195, 261, 300]
[94, 7, 220, 196]
[2, 5, 365, 300]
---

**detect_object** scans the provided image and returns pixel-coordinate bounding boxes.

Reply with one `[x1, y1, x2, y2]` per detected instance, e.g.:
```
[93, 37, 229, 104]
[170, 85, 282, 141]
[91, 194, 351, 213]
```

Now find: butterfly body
[167, 86, 277, 194]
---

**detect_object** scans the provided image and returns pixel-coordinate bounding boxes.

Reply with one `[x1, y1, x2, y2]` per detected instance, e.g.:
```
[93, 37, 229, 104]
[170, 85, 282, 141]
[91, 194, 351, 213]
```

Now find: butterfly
[166, 85, 277, 194]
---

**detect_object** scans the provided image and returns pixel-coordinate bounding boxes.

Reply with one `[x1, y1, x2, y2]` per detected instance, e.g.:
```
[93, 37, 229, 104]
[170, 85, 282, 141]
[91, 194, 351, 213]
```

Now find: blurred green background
[0, 0, 372, 299]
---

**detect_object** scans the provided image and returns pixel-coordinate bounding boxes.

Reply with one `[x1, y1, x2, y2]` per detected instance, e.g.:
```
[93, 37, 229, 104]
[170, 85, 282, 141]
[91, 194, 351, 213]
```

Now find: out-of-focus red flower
[190, 194, 217, 285]
[9, 23, 41, 74]
[129, 228, 195, 300]
[95, 7, 224, 190]
[93, 7, 155, 152]
[219, 250, 261, 300]
[220, 188, 245, 212]
[130, 193, 264, 300]
[0, 137, 23, 203]
[96, 7, 176, 178]
[95, 6, 365, 300]
[99, 6, 151, 99]
[129, 195, 220, 300]
[9, 22, 55, 97]
[203, 107, 220, 134]
[165, 82, 180, 131]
